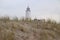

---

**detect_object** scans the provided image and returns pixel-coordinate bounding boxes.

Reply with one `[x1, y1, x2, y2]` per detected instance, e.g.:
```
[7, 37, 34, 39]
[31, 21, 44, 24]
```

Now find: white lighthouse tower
[25, 6, 31, 20]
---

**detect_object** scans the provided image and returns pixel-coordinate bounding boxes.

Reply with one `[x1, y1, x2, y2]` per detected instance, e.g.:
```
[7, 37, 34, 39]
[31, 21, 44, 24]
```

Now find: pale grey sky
[0, 0, 60, 22]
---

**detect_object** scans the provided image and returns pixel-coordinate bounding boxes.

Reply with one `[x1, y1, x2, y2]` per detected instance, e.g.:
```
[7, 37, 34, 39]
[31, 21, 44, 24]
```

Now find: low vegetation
[0, 16, 60, 40]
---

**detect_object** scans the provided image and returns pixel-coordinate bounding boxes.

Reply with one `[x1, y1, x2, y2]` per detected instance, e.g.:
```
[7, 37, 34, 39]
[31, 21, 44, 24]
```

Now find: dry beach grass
[0, 17, 60, 40]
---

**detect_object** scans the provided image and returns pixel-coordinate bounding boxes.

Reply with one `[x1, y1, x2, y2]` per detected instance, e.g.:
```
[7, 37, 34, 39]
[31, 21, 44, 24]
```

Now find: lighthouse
[25, 6, 31, 20]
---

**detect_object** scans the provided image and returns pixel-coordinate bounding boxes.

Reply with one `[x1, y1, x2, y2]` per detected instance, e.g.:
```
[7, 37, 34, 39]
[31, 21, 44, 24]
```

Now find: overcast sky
[0, 0, 60, 22]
